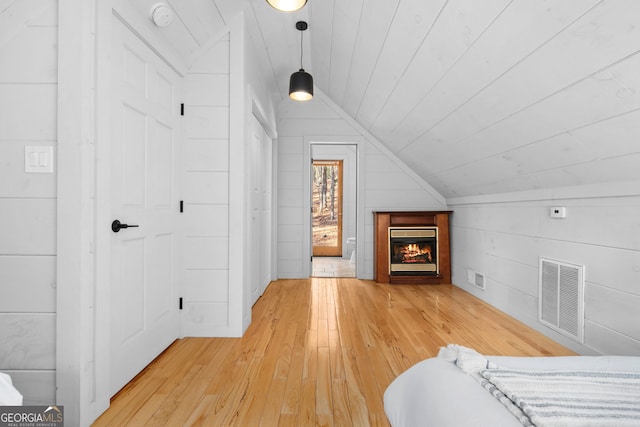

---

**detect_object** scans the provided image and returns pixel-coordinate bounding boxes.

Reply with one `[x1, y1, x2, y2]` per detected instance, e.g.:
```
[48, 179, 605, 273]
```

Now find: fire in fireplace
[388, 227, 438, 275]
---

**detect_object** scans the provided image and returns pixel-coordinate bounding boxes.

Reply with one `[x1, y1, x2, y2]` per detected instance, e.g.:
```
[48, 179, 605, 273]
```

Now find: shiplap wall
[449, 185, 640, 356]
[182, 36, 232, 336]
[276, 94, 446, 279]
[0, 0, 58, 404]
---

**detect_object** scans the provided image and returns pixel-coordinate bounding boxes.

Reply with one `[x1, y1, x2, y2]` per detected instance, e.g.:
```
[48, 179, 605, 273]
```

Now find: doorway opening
[312, 160, 342, 257]
[310, 145, 357, 278]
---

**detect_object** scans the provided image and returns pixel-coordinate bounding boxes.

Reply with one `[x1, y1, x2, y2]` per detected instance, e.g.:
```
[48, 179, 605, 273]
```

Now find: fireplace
[373, 211, 452, 284]
[389, 227, 437, 275]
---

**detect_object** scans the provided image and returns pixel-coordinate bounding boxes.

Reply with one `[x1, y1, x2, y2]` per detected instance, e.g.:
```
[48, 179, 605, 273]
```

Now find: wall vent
[467, 269, 485, 290]
[538, 257, 585, 343]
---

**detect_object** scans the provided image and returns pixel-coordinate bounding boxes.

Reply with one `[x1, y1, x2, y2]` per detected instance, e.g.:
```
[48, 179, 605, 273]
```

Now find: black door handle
[111, 220, 139, 233]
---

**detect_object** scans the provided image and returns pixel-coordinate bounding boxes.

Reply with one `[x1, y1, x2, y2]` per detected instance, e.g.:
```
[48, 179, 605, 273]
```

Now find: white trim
[228, 13, 248, 336]
[447, 180, 640, 206]
[303, 137, 363, 279]
[56, 0, 107, 425]
[93, 0, 113, 422]
[111, 0, 187, 76]
[248, 86, 279, 283]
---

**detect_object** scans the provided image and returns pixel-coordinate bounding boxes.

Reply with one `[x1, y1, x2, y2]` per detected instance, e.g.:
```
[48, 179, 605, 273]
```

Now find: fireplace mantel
[373, 211, 452, 284]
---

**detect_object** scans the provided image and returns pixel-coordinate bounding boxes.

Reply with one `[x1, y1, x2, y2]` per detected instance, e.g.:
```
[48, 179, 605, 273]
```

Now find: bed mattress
[0, 372, 22, 406]
[384, 352, 640, 427]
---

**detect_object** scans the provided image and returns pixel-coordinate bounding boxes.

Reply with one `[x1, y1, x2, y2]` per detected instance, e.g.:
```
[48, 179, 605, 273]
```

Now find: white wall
[448, 182, 640, 356]
[182, 34, 234, 336]
[276, 92, 447, 279]
[0, 0, 58, 405]
[181, 13, 277, 337]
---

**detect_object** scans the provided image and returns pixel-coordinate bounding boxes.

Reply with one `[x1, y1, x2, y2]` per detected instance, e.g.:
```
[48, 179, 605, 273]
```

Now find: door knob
[111, 220, 139, 233]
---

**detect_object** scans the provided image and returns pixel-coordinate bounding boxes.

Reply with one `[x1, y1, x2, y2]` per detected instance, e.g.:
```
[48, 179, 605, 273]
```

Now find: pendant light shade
[289, 69, 313, 101]
[289, 21, 313, 101]
[266, 0, 307, 12]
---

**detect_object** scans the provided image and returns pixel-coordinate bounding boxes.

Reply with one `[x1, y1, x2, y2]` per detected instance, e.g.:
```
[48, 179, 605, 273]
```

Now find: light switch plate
[25, 146, 54, 173]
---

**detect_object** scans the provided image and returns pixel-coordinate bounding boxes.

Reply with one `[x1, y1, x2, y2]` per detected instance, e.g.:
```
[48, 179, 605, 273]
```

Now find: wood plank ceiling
[139, 0, 640, 198]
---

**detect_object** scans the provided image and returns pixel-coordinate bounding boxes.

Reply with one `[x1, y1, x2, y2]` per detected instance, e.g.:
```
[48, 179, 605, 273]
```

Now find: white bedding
[384, 349, 640, 427]
[0, 372, 22, 406]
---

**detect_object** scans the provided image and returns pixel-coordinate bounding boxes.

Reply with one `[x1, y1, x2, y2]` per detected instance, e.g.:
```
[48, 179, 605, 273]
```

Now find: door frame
[56, 3, 188, 425]
[248, 112, 274, 306]
[303, 138, 363, 278]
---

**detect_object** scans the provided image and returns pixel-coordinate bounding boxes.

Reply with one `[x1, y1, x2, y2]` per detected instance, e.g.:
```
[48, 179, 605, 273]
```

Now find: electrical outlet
[467, 268, 475, 284]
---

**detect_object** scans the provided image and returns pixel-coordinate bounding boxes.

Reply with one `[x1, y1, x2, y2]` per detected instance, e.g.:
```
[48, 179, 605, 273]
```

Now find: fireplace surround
[373, 211, 452, 284]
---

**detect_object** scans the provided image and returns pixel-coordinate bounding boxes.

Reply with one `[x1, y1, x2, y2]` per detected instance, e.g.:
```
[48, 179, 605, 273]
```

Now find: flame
[400, 244, 432, 262]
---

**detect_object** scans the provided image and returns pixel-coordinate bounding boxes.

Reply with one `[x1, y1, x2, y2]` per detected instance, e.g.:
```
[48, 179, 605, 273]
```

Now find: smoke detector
[151, 3, 173, 27]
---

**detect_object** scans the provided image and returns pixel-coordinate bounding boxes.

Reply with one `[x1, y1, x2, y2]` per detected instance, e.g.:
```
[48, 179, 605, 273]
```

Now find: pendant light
[266, 0, 307, 12]
[289, 21, 313, 101]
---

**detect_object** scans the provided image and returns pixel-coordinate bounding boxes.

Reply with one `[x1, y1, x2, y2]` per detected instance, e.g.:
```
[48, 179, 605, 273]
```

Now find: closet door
[110, 16, 182, 395]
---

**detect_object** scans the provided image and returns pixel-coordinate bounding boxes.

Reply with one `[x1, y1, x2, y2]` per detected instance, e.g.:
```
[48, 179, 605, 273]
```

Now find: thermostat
[550, 207, 566, 219]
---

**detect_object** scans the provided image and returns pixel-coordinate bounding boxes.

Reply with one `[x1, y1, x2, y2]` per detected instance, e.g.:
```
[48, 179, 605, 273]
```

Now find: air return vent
[538, 257, 585, 343]
[467, 268, 485, 290]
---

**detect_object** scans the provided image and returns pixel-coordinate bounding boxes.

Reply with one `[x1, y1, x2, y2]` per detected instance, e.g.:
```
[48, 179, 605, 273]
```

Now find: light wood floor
[312, 257, 355, 278]
[92, 278, 573, 426]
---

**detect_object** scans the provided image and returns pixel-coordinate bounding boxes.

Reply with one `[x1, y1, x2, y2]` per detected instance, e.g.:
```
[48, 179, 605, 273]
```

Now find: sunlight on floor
[312, 256, 355, 278]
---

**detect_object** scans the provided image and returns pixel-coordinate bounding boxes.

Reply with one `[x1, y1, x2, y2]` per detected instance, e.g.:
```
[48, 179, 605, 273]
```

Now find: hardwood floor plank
[331, 379, 351, 427]
[92, 279, 574, 426]
[280, 347, 305, 416]
[298, 380, 316, 426]
[316, 347, 333, 426]
[258, 377, 286, 426]
[181, 395, 218, 427]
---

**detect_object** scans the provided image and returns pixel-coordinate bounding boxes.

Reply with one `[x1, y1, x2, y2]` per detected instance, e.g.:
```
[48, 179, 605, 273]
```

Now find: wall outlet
[550, 206, 566, 219]
[467, 268, 485, 290]
[467, 268, 475, 284]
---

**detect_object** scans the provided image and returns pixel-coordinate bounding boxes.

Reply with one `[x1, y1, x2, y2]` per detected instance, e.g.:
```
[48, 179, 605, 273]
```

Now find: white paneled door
[110, 17, 182, 396]
[249, 115, 272, 306]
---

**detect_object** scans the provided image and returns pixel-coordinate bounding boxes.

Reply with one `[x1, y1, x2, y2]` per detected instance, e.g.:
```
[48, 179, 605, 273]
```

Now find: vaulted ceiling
[135, 0, 640, 198]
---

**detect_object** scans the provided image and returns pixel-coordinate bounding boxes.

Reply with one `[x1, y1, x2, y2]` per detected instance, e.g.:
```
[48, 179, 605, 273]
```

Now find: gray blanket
[480, 368, 640, 426]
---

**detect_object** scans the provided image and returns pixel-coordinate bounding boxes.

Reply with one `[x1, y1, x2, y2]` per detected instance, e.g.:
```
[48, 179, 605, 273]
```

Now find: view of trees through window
[312, 160, 342, 255]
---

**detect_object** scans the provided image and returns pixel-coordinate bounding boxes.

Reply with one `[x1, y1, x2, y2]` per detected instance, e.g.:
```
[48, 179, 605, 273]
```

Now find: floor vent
[474, 272, 485, 290]
[538, 257, 585, 343]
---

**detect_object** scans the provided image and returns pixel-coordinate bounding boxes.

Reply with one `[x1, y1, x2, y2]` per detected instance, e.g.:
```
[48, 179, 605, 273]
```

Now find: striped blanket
[479, 368, 640, 426]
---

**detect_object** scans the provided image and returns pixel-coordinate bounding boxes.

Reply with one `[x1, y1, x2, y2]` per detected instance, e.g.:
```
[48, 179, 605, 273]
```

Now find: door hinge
[179, 297, 183, 310]
[180, 200, 184, 213]
[180, 103, 184, 116]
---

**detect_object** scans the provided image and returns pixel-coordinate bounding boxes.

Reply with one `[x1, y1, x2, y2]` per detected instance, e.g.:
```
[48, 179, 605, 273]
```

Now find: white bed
[0, 372, 22, 406]
[384, 346, 640, 427]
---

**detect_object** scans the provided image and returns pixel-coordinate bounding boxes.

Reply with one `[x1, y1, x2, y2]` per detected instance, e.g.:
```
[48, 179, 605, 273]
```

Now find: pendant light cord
[299, 29, 304, 70]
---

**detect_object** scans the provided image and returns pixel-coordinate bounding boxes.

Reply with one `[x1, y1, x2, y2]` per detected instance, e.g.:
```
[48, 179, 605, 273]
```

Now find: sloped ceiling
[138, 0, 640, 199]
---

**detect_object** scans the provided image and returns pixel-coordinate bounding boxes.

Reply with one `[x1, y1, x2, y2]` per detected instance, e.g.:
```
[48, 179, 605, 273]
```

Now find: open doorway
[312, 160, 343, 257]
[310, 145, 357, 278]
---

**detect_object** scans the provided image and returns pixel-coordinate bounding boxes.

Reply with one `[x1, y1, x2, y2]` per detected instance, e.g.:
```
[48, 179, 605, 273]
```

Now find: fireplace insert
[388, 227, 438, 276]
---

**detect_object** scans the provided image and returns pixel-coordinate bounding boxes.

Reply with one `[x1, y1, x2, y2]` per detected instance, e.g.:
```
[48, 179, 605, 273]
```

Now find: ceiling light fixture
[266, 0, 307, 12]
[289, 21, 313, 102]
